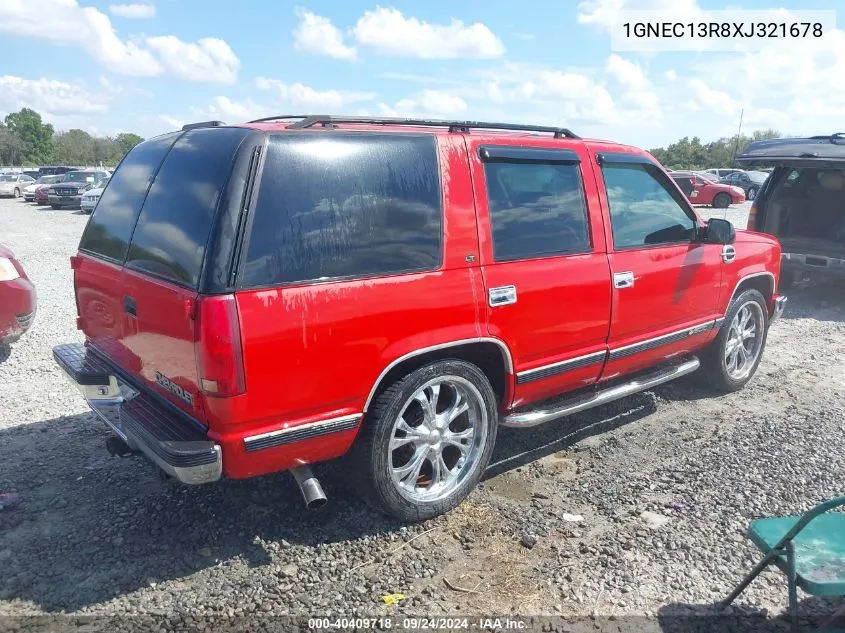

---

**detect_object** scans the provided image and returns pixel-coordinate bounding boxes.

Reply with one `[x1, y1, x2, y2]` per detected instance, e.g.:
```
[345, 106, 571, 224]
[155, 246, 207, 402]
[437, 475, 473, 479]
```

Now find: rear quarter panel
[217, 134, 492, 478]
[718, 232, 781, 313]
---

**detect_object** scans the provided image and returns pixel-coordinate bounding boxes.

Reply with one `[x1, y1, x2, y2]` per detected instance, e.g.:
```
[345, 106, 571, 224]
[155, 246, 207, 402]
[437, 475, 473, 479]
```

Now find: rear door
[466, 138, 612, 408]
[76, 127, 252, 419]
[120, 127, 252, 418]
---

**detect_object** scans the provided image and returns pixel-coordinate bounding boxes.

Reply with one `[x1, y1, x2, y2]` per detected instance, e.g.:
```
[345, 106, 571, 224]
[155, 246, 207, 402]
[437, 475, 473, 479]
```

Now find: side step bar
[502, 357, 700, 428]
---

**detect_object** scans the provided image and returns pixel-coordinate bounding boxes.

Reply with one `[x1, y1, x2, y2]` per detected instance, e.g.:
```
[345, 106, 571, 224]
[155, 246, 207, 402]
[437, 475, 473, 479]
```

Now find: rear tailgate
[74, 126, 254, 422]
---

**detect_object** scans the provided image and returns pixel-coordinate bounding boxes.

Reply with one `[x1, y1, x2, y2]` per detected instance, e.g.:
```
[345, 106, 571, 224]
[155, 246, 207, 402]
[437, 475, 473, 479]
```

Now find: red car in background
[671, 171, 745, 208]
[33, 175, 63, 205]
[0, 245, 36, 348]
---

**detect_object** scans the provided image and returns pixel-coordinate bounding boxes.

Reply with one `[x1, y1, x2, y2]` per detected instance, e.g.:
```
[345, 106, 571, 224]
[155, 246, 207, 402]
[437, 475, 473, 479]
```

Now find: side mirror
[701, 218, 736, 244]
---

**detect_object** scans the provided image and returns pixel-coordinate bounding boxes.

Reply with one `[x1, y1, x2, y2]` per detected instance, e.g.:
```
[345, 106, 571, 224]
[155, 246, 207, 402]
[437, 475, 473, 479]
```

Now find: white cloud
[663, 70, 677, 81]
[108, 3, 155, 19]
[146, 36, 239, 84]
[352, 7, 504, 59]
[513, 32, 536, 41]
[605, 54, 648, 89]
[0, 0, 238, 83]
[379, 90, 468, 118]
[189, 96, 267, 122]
[688, 79, 740, 116]
[293, 7, 356, 60]
[577, 0, 703, 29]
[0, 75, 111, 117]
[256, 77, 374, 110]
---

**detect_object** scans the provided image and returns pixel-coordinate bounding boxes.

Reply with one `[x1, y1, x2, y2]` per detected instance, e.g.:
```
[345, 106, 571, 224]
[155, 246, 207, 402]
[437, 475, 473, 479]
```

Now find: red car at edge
[0, 245, 36, 347]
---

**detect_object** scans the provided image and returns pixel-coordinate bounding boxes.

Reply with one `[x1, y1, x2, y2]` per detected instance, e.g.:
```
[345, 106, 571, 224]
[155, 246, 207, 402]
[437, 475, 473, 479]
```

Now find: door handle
[489, 285, 517, 307]
[613, 271, 635, 289]
[721, 245, 736, 264]
[123, 295, 137, 317]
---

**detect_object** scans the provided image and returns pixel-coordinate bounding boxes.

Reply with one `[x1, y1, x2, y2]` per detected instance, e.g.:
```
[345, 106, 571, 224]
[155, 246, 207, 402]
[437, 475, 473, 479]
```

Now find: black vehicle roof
[737, 133, 845, 166]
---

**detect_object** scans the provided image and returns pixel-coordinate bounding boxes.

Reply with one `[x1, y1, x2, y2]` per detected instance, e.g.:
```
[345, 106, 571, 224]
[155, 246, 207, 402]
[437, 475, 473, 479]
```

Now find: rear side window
[125, 127, 249, 288]
[483, 161, 590, 261]
[79, 133, 179, 262]
[241, 134, 442, 287]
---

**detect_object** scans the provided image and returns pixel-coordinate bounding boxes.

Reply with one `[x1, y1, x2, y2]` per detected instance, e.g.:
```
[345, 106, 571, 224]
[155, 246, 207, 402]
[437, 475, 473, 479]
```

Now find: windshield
[0, 175, 16, 182]
[749, 171, 769, 182]
[64, 171, 97, 183]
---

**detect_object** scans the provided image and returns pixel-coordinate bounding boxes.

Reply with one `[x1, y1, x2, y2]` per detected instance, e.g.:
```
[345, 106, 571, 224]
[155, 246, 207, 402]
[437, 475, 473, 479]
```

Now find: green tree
[115, 132, 144, 158]
[651, 129, 784, 170]
[0, 127, 26, 165]
[4, 108, 54, 164]
[54, 128, 95, 165]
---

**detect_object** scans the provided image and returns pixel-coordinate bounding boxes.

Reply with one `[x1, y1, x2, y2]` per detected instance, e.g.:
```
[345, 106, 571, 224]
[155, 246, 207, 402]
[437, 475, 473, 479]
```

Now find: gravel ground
[1, 198, 844, 631]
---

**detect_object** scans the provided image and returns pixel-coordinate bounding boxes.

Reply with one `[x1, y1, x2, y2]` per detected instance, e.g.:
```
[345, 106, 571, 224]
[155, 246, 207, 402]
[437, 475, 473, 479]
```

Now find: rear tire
[713, 193, 731, 209]
[747, 186, 758, 201]
[13, 188, 20, 198]
[51, 204, 62, 210]
[348, 359, 498, 522]
[699, 289, 769, 392]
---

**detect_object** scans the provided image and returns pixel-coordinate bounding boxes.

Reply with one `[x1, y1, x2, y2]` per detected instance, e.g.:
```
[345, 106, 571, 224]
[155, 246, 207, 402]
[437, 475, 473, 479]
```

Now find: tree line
[649, 129, 784, 171]
[0, 108, 144, 167]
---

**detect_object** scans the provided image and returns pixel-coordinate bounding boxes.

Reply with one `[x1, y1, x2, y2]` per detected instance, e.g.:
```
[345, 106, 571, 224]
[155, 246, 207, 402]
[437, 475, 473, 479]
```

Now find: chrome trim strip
[516, 351, 606, 384]
[243, 414, 362, 452]
[607, 320, 716, 361]
[363, 337, 515, 412]
[503, 357, 701, 427]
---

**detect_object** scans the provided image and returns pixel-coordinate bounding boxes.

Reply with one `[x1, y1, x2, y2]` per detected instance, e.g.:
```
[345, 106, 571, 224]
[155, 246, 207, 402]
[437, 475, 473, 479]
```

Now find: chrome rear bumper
[53, 343, 222, 485]
[771, 295, 788, 324]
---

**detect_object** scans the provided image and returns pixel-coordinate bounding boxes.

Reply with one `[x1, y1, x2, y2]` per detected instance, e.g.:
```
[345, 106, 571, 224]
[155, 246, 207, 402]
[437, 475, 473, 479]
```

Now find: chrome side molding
[502, 357, 700, 428]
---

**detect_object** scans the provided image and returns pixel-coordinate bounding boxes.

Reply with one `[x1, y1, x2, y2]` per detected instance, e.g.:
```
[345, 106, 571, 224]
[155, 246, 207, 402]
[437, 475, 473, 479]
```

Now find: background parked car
[34, 175, 63, 205]
[48, 170, 109, 209]
[23, 175, 56, 201]
[37, 166, 78, 178]
[0, 243, 36, 351]
[673, 171, 745, 208]
[705, 168, 744, 179]
[80, 176, 109, 214]
[719, 170, 769, 201]
[0, 173, 35, 198]
[738, 133, 845, 286]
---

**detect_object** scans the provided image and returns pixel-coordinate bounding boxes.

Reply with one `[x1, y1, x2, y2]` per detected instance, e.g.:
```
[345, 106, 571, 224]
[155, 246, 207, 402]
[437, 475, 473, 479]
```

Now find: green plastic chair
[722, 495, 845, 631]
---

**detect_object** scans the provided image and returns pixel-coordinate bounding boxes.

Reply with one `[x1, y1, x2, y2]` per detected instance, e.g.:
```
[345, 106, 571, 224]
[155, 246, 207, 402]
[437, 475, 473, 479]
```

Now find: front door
[594, 153, 724, 380]
[466, 138, 612, 408]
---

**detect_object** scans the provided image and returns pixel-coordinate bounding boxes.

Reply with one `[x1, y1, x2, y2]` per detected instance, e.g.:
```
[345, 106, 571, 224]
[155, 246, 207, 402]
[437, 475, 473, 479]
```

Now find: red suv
[54, 116, 785, 521]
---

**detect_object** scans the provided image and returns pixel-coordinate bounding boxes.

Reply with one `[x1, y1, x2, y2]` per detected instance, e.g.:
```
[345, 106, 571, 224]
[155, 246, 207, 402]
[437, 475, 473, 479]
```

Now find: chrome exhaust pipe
[289, 465, 327, 509]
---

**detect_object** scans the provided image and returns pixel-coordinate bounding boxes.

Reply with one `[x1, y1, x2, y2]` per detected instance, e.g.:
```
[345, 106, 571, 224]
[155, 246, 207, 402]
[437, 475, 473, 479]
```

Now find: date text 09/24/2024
[308, 617, 527, 630]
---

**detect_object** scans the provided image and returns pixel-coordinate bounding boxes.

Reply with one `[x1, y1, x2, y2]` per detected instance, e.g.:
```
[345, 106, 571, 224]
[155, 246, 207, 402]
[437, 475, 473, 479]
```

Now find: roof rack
[181, 120, 225, 131]
[251, 115, 579, 139]
[247, 114, 312, 124]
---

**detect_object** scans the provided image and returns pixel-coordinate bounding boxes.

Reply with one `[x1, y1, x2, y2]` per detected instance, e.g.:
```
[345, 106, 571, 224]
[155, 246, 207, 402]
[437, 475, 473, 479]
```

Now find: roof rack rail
[277, 115, 579, 139]
[247, 114, 312, 124]
[181, 120, 225, 131]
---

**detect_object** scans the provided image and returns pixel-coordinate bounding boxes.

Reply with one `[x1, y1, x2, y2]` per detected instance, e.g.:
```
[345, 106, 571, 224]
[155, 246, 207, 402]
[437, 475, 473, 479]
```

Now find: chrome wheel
[724, 301, 764, 380]
[747, 187, 757, 201]
[389, 376, 488, 503]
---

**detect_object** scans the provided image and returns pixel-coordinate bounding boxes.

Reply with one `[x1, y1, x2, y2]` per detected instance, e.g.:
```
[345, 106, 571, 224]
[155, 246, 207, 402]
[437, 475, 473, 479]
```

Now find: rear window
[79, 132, 179, 262]
[125, 127, 249, 288]
[241, 134, 442, 287]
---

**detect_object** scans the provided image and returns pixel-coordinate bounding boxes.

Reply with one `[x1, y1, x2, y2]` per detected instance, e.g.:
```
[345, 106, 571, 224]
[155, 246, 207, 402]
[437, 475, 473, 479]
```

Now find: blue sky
[0, 0, 842, 147]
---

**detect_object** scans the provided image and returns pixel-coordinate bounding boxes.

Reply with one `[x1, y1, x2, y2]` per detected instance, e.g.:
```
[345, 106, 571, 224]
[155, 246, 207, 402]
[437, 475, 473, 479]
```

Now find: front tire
[51, 204, 62, 210]
[713, 192, 731, 209]
[700, 289, 769, 392]
[349, 359, 498, 522]
[747, 186, 758, 201]
[13, 188, 20, 198]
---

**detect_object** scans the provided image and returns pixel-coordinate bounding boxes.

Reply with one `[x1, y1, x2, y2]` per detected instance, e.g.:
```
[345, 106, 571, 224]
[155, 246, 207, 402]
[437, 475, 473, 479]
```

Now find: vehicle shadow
[0, 392, 669, 613]
[657, 597, 845, 632]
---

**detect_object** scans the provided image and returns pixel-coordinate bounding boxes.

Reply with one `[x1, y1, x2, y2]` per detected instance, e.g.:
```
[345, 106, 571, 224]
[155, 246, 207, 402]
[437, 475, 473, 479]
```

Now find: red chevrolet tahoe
[53, 116, 786, 521]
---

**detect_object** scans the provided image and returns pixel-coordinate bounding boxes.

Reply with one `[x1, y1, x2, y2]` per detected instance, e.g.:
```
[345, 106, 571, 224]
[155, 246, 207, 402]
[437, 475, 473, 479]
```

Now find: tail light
[747, 203, 757, 230]
[195, 294, 245, 397]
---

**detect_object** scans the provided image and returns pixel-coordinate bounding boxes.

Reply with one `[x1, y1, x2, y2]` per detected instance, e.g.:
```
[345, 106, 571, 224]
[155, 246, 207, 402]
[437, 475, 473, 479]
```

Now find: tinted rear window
[241, 134, 442, 287]
[125, 127, 249, 288]
[79, 133, 179, 262]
